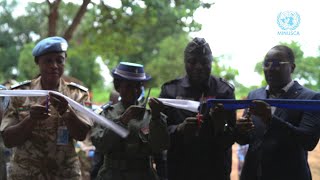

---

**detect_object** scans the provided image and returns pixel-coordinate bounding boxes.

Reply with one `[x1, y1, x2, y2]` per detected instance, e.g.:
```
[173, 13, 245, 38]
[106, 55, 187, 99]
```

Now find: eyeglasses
[263, 61, 291, 70]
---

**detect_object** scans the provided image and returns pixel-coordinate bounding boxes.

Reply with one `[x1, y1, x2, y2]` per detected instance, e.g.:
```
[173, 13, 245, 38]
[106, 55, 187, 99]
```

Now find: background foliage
[1, 0, 319, 103]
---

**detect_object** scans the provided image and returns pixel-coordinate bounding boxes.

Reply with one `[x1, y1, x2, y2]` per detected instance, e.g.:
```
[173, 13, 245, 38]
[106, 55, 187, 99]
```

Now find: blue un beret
[111, 62, 151, 81]
[32, 36, 68, 57]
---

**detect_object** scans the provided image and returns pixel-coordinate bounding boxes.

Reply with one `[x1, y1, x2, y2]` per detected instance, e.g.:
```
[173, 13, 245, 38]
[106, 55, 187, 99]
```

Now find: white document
[158, 98, 200, 113]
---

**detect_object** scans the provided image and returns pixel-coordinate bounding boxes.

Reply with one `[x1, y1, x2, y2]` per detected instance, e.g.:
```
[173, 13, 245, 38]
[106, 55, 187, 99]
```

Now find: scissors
[196, 93, 205, 128]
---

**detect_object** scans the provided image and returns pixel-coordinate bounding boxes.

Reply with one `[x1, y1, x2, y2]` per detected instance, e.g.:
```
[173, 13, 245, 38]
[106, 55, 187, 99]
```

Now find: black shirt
[160, 75, 236, 180]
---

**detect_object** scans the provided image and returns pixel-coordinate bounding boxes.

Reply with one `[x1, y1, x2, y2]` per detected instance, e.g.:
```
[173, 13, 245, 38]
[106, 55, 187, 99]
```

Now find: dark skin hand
[120, 105, 145, 125]
[2, 101, 49, 148]
[177, 103, 227, 135]
[209, 103, 227, 135]
[249, 100, 272, 126]
[237, 112, 254, 134]
[49, 92, 90, 141]
[177, 117, 198, 135]
[49, 92, 68, 115]
[30, 104, 50, 120]
[148, 97, 164, 119]
[236, 100, 271, 135]
[120, 97, 165, 125]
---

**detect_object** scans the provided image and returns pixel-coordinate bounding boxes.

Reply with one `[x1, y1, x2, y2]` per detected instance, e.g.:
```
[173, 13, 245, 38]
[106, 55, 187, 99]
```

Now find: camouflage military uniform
[0, 85, 10, 180]
[0, 76, 92, 180]
[91, 102, 169, 180]
[0, 137, 6, 180]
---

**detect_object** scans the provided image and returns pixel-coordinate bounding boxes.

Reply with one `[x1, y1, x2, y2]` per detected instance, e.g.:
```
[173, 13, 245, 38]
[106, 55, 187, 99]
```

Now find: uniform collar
[32, 76, 65, 91]
[181, 75, 211, 89]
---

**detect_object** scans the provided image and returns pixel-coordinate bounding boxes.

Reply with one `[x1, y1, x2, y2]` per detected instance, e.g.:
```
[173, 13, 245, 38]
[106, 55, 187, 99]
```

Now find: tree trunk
[63, 0, 91, 41]
[47, 0, 61, 37]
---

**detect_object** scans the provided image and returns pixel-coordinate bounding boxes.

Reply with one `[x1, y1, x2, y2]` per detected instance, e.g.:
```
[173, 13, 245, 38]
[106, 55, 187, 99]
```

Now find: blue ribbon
[207, 99, 320, 111]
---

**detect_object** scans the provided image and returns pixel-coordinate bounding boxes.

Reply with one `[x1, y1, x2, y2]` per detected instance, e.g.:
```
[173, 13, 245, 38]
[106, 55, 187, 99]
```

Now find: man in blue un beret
[1, 36, 93, 180]
[32, 36, 68, 57]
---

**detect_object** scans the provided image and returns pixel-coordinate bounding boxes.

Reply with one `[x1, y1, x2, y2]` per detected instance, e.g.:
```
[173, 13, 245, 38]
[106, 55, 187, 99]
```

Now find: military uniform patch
[84, 101, 92, 109]
[219, 78, 234, 90]
[162, 78, 181, 86]
[57, 126, 69, 145]
[68, 82, 88, 92]
[94, 103, 113, 115]
[10, 80, 31, 89]
[16, 106, 30, 112]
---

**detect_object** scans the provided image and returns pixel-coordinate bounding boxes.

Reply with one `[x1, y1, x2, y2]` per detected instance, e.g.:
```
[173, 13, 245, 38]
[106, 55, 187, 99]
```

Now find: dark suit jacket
[239, 81, 320, 180]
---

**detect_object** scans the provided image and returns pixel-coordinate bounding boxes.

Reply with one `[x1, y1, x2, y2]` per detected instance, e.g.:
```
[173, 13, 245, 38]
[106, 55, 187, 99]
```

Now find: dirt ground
[231, 143, 320, 180]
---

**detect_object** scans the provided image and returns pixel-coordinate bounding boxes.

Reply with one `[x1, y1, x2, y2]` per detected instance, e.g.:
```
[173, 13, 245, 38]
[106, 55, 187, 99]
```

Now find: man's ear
[291, 63, 296, 73]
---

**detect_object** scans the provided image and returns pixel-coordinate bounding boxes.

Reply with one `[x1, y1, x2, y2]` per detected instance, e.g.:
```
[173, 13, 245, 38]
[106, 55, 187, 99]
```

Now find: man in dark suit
[237, 45, 320, 180]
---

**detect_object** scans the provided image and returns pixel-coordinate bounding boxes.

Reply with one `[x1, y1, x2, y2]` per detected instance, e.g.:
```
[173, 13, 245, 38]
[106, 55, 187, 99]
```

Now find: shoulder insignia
[162, 78, 182, 86]
[68, 82, 88, 92]
[10, 80, 31, 89]
[94, 102, 113, 114]
[219, 78, 235, 90]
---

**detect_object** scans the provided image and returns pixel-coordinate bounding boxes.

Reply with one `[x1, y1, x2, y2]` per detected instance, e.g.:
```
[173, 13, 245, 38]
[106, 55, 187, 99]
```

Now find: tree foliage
[0, 0, 214, 88]
[145, 34, 188, 87]
[0, 0, 249, 102]
[17, 42, 38, 81]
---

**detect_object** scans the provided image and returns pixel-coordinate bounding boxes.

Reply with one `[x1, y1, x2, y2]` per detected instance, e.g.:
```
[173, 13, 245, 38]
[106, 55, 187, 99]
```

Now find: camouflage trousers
[0, 146, 7, 180]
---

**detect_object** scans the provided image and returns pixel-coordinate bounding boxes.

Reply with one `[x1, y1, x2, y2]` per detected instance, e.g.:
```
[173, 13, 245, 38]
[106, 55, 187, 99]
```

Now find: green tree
[17, 43, 38, 81]
[145, 34, 188, 87]
[282, 42, 320, 91]
[7, 0, 213, 89]
[0, 0, 31, 81]
[66, 44, 103, 89]
[77, 0, 212, 67]
[212, 55, 239, 83]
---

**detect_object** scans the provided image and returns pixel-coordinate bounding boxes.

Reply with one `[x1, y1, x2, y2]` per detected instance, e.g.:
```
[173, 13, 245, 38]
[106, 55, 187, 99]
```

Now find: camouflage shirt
[0, 76, 92, 180]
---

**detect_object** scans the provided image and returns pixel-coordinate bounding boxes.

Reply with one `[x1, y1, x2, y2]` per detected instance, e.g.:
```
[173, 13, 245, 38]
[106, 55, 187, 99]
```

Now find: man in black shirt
[159, 37, 236, 180]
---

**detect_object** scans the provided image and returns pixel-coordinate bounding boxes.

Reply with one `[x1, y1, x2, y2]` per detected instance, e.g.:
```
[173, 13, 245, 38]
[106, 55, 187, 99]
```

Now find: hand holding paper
[0, 90, 129, 138]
